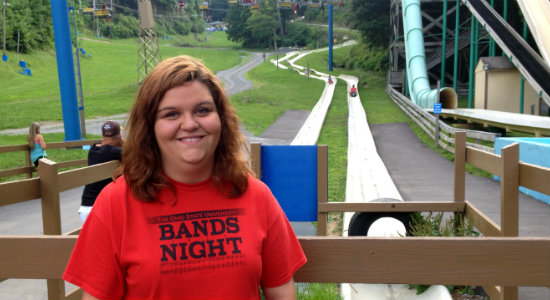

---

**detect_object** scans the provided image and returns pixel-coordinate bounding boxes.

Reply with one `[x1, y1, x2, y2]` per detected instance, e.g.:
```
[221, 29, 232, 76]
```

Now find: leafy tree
[349, 0, 389, 48]
[281, 22, 311, 47]
[210, 0, 230, 22]
[3, 0, 53, 53]
[225, 5, 252, 44]
[244, 10, 277, 48]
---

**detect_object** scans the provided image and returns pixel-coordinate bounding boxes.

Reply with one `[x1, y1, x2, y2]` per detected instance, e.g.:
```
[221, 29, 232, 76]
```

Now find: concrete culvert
[440, 87, 457, 109]
[348, 211, 414, 236]
[347, 198, 415, 237]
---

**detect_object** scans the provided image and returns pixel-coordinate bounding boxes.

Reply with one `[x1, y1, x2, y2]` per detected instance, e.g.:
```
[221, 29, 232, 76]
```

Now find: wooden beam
[1, 236, 549, 287]
[0, 144, 28, 153]
[0, 235, 77, 279]
[38, 159, 62, 236]
[317, 145, 328, 236]
[295, 236, 550, 287]
[454, 132, 466, 202]
[0, 178, 41, 207]
[500, 143, 519, 237]
[519, 162, 550, 195]
[464, 201, 501, 237]
[466, 146, 502, 176]
[58, 160, 120, 192]
[318, 202, 465, 213]
[250, 143, 261, 180]
[0, 166, 36, 178]
[54, 159, 88, 170]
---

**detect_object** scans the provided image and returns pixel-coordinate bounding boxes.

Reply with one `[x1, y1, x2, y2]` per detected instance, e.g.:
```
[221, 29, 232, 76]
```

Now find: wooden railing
[0, 157, 119, 300]
[0, 139, 101, 179]
[1, 133, 549, 299]
[387, 86, 498, 153]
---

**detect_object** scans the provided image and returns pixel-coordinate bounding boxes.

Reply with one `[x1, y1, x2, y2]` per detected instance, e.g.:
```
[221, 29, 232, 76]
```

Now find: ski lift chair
[279, 0, 292, 8]
[308, 0, 321, 8]
[199, 1, 209, 10]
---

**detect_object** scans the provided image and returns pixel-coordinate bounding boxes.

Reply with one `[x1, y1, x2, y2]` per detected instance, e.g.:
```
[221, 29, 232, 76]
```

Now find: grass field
[0, 32, 245, 130]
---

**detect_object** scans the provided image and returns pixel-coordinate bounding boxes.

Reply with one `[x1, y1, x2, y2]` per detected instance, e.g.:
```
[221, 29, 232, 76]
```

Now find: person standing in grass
[27, 122, 47, 167]
[63, 55, 306, 300]
[78, 120, 123, 225]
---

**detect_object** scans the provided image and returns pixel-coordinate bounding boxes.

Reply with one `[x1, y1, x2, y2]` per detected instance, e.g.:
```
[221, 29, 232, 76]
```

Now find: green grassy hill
[0, 32, 244, 130]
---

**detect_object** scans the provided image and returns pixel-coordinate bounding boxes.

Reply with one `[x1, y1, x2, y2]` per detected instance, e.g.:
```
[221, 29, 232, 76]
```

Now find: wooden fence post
[25, 150, 32, 178]
[250, 143, 261, 180]
[38, 158, 66, 300]
[454, 132, 466, 203]
[38, 158, 62, 236]
[500, 142, 519, 300]
[317, 145, 328, 236]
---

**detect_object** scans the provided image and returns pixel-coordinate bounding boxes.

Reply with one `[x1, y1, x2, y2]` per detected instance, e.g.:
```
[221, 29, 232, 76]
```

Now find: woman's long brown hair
[120, 55, 251, 202]
[27, 122, 40, 149]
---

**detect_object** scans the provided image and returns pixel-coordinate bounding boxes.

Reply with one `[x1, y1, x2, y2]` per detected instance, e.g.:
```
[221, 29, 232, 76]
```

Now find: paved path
[216, 52, 266, 96]
[370, 122, 550, 300]
[0, 52, 268, 137]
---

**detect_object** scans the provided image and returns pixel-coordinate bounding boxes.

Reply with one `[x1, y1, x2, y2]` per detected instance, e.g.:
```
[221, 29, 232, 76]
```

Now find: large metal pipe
[50, 0, 82, 141]
[402, 0, 457, 109]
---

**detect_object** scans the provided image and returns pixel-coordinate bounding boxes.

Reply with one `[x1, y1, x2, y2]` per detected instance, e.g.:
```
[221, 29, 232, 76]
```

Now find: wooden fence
[387, 86, 498, 153]
[0, 139, 101, 180]
[1, 133, 549, 299]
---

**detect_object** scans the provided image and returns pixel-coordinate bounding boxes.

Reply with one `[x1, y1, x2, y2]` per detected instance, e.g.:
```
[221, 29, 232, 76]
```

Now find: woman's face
[154, 81, 221, 183]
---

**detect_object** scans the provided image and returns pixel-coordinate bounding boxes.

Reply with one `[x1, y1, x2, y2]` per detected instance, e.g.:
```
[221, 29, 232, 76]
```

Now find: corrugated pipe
[403, 0, 457, 109]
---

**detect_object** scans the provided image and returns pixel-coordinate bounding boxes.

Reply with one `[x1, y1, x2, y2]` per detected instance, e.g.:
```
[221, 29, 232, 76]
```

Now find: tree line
[1, 0, 392, 73]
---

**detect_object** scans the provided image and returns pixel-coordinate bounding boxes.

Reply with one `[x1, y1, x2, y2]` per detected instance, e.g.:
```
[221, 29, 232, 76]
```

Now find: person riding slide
[350, 84, 357, 97]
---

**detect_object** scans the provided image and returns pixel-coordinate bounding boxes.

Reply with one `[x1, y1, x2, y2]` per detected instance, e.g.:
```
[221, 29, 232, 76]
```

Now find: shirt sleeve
[63, 188, 126, 300]
[260, 188, 307, 288]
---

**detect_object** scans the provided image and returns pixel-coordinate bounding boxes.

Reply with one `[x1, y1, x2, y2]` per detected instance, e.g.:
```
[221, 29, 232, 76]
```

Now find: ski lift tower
[137, 0, 161, 84]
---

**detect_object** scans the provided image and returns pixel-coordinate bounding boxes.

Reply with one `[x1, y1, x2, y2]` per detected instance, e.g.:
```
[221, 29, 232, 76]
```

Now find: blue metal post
[50, 0, 82, 141]
[328, 3, 333, 71]
[453, 0, 460, 91]
[467, 17, 476, 109]
[440, 0, 447, 87]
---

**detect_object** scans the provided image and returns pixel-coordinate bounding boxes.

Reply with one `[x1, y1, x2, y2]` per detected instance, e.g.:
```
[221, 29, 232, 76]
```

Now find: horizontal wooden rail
[55, 159, 88, 170]
[0, 160, 120, 207]
[466, 146, 502, 176]
[465, 145, 550, 196]
[1, 139, 102, 180]
[0, 178, 41, 207]
[46, 140, 101, 149]
[464, 201, 501, 237]
[519, 162, 550, 195]
[386, 87, 498, 153]
[0, 140, 101, 154]
[58, 160, 120, 192]
[0, 166, 36, 178]
[1, 235, 548, 287]
[0, 144, 29, 153]
[318, 202, 465, 213]
[296, 236, 550, 286]
[0, 235, 77, 279]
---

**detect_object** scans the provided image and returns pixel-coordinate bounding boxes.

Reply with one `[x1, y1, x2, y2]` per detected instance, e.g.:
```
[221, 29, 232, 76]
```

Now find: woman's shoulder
[246, 174, 270, 192]
[92, 176, 130, 216]
[102, 176, 128, 194]
[243, 175, 277, 204]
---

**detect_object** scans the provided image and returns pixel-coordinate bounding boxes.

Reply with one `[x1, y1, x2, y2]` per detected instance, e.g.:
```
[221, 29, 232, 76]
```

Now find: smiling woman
[154, 82, 222, 184]
[62, 55, 307, 300]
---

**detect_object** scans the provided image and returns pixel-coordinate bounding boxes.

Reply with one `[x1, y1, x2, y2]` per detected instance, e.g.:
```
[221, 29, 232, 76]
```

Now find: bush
[281, 23, 312, 47]
[334, 42, 388, 74]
